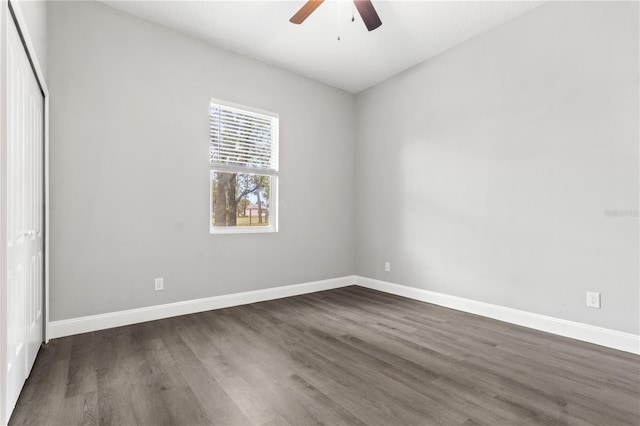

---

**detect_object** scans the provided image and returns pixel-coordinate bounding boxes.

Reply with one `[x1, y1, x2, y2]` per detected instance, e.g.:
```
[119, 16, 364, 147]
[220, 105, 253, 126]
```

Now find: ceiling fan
[289, 0, 382, 32]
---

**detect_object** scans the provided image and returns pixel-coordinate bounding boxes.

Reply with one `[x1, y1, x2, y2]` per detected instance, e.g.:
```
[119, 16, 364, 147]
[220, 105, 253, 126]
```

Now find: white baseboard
[49, 274, 639, 355]
[49, 276, 356, 339]
[356, 276, 640, 355]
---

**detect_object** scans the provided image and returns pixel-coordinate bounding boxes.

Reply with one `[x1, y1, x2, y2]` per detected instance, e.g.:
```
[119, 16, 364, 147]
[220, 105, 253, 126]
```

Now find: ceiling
[99, 1, 543, 93]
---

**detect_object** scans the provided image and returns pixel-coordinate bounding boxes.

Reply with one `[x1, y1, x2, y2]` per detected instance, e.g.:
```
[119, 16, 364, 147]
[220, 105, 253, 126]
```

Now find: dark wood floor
[9, 286, 640, 425]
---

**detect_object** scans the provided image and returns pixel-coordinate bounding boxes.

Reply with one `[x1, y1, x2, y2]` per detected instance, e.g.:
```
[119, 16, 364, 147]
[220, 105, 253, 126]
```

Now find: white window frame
[209, 98, 279, 234]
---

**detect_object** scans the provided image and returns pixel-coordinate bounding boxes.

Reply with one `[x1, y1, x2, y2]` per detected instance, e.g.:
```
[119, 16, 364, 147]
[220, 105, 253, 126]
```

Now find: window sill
[210, 226, 277, 235]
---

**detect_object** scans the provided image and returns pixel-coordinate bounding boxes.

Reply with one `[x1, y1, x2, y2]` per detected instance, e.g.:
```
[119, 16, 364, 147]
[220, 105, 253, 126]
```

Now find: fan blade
[290, 0, 325, 24]
[353, 0, 382, 31]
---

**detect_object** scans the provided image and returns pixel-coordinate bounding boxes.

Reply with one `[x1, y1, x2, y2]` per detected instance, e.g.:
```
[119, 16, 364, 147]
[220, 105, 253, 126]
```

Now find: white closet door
[6, 11, 44, 419]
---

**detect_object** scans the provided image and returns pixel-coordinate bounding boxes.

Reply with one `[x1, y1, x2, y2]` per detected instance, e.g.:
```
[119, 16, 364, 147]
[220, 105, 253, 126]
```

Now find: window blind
[210, 101, 278, 172]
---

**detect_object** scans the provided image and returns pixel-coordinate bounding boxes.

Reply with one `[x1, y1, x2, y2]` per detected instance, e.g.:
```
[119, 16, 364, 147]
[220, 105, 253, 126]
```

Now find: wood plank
[9, 287, 640, 425]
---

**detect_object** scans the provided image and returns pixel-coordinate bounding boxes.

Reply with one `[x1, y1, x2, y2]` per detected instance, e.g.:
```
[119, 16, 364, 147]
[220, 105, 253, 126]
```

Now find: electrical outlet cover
[586, 291, 600, 309]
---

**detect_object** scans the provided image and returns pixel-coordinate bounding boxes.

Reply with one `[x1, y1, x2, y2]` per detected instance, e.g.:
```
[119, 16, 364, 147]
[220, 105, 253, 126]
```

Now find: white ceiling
[99, 1, 543, 93]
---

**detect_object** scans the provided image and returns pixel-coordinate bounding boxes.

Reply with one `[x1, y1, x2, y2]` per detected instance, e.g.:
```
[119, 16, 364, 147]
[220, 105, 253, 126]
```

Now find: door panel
[6, 10, 44, 419]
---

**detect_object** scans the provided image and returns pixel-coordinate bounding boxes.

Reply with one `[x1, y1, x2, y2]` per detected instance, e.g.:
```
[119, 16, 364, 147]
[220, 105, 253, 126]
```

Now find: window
[210, 99, 279, 234]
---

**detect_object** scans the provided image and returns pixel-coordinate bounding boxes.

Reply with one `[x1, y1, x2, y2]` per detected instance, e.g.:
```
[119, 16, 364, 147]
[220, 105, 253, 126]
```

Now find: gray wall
[355, 1, 639, 334]
[48, 1, 356, 321]
[49, 0, 639, 335]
